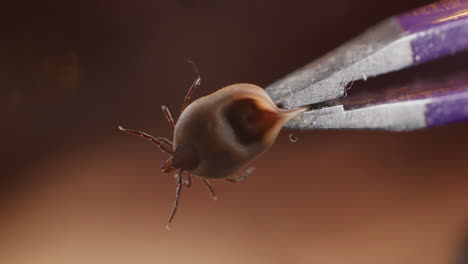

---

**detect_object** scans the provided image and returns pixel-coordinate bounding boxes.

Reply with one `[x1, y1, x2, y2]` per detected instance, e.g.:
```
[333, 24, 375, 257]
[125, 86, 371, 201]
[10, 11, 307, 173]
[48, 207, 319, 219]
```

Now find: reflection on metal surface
[436, 9, 468, 22]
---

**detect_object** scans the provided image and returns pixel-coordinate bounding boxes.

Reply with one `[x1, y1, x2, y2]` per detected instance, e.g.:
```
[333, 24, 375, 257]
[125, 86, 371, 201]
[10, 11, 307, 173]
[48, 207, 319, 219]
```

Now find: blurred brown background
[1, 0, 468, 263]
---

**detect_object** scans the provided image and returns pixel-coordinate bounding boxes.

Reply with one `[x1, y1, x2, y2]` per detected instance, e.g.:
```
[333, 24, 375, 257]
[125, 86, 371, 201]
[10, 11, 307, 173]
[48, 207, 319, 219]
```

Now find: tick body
[119, 64, 307, 228]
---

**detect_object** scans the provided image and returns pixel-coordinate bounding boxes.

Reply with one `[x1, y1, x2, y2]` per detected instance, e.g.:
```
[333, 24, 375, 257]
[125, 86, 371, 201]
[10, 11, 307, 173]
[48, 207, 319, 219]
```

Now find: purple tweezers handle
[424, 71, 468, 128]
[397, 0, 468, 64]
[426, 90, 468, 127]
[399, 0, 468, 128]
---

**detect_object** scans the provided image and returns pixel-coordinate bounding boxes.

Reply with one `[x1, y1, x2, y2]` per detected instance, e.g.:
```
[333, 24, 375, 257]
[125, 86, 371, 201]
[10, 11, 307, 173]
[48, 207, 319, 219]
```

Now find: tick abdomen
[173, 83, 307, 179]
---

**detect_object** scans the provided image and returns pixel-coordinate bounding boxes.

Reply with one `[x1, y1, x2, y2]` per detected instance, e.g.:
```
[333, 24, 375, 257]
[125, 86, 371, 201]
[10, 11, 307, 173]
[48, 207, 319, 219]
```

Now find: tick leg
[118, 126, 173, 154]
[202, 178, 217, 200]
[225, 167, 255, 183]
[183, 172, 192, 188]
[161, 106, 176, 131]
[161, 158, 176, 173]
[156, 137, 173, 146]
[167, 169, 184, 230]
[180, 60, 201, 113]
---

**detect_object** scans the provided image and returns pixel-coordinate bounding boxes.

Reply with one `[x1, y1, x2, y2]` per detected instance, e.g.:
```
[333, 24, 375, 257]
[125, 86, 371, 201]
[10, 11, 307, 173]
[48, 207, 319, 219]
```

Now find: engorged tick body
[119, 64, 307, 228]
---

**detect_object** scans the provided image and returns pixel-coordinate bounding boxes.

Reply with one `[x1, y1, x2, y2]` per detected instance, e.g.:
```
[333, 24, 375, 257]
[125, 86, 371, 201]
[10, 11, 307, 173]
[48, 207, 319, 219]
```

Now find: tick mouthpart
[276, 105, 309, 124]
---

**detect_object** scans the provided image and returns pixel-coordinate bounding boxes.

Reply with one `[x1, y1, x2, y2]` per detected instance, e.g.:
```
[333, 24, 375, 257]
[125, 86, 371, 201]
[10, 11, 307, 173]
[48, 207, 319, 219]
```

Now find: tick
[119, 63, 307, 229]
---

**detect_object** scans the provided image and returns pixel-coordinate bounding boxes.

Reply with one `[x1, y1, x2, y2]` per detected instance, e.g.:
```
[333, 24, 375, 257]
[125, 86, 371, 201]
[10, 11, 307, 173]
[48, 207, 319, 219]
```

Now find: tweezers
[266, 0, 468, 131]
